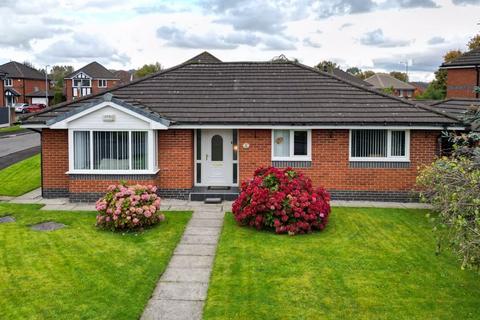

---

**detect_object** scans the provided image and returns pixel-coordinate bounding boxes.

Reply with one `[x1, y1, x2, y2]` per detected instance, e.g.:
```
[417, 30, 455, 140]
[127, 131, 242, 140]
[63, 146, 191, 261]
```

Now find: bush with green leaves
[417, 104, 480, 269]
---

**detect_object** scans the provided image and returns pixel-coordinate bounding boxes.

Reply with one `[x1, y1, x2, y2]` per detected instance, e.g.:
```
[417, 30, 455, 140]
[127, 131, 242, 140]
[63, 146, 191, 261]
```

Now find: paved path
[0, 131, 40, 158]
[141, 207, 225, 320]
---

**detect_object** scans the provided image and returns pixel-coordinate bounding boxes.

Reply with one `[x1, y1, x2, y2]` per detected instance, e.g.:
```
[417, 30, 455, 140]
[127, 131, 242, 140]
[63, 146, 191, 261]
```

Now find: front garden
[0, 203, 191, 319]
[0, 155, 41, 196]
[204, 208, 480, 319]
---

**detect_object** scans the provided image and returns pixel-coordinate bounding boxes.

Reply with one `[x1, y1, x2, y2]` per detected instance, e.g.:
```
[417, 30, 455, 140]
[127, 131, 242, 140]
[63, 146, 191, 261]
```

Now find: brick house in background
[440, 47, 480, 98]
[20, 52, 462, 203]
[0, 61, 52, 107]
[365, 73, 416, 98]
[64, 62, 120, 102]
[409, 81, 428, 98]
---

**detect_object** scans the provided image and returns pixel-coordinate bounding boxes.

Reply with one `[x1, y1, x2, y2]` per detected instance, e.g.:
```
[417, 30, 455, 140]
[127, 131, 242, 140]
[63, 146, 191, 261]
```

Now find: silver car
[14, 103, 29, 113]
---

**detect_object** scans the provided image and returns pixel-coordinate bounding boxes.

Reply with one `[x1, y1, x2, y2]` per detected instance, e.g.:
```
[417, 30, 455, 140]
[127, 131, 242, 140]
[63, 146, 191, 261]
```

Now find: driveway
[0, 131, 40, 169]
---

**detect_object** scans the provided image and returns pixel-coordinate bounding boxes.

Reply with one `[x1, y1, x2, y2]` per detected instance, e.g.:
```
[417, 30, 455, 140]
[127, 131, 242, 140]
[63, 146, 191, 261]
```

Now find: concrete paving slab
[153, 282, 208, 301]
[142, 300, 203, 320]
[184, 227, 221, 236]
[192, 212, 225, 219]
[40, 204, 77, 211]
[168, 255, 214, 269]
[161, 267, 211, 283]
[181, 234, 219, 245]
[188, 219, 223, 228]
[174, 244, 217, 256]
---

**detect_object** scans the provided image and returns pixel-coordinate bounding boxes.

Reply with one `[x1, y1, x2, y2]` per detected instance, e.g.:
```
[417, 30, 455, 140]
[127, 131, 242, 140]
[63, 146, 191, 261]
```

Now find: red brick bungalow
[20, 52, 462, 202]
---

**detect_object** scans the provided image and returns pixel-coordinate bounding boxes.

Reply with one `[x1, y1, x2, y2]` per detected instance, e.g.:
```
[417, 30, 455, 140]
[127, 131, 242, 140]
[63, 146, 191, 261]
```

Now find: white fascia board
[170, 124, 465, 130]
[49, 101, 168, 130]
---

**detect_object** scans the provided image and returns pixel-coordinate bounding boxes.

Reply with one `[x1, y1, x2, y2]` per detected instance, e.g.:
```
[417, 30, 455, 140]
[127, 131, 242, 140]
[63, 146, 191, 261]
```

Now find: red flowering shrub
[232, 167, 331, 235]
[95, 183, 164, 231]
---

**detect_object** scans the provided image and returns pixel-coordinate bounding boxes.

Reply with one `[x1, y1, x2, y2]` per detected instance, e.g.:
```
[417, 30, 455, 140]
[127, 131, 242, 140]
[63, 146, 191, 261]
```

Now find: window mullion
[387, 130, 392, 158]
[290, 130, 294, 158]
[89, 131, 93, 170]
[128, 131, 132, 170]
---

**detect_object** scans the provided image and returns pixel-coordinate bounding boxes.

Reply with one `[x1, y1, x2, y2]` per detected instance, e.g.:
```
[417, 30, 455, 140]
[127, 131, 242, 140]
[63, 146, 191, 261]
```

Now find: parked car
[24, 104, 46, 113]
[14, 103, 29, 113]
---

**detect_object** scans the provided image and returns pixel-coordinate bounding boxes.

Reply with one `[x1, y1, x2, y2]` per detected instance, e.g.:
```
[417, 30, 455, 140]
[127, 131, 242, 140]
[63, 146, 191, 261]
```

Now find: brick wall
[7, 78, 49, 104]
[65, 78, 119, 102]
[239, 129, 439, 195]
[446, 68, 479, 98]
[157, 129, 194, 189]
[42, 129, 69, 197]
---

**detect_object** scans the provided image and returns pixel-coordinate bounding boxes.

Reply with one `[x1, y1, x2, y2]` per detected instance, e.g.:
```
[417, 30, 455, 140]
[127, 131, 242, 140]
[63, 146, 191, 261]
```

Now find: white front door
[201, 129, 232, 186]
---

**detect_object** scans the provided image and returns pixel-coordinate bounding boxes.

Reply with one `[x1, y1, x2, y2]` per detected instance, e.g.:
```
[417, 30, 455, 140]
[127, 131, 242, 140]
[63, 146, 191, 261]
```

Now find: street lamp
[45, 65, 50, 107]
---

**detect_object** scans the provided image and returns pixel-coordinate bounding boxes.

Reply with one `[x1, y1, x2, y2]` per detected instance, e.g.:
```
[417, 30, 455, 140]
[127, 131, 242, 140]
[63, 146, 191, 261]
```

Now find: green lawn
[0, 125, 24, 134]
[0, 155, 41, 196]
[204, 208, 480, 320]
[0, 203, 191, 319]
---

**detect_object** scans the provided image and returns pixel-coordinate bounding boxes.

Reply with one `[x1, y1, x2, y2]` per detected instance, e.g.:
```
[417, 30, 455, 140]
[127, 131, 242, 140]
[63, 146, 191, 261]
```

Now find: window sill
[349, 161, 410, 169]
[66, 169, 160, 175]
[272, 160, 312, 168]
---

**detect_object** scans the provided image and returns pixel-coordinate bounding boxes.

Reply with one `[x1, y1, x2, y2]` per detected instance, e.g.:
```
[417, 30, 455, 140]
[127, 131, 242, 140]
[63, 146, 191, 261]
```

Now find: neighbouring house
[440, 47, 480, 99]
[410, 81, 429, 97]
[64, 62, 120, 102]
[19, 52, 462, 203]
[365, 73, 416, 98]
[113, 70, 134, 85]
[25, 90, 54, 105]
[0, 61, 51, 107]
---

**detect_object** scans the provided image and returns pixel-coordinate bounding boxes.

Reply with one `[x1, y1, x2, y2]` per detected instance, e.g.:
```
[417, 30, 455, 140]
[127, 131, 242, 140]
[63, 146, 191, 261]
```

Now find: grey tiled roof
[65, 61, 118, 79]
[0, 61, 46, 80]
[21, 55, 459, 127]
[365, 73, 416, 90]
[331, 68, 373, 87]
[25, 89, 54, 97]
[441, 47, 480, 68]
[430, 98, 480, 119]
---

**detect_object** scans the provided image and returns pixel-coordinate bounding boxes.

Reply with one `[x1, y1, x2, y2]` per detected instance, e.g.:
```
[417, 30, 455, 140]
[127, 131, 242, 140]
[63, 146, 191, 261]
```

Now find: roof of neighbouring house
[365, 73, 416, 90]
[65, 61, 119, 79]
[20, 52, 459, 127]
[5, 88, 21, 96]
[440, 47, 480, 68]
[25, 89, 54, 97]
[330, 68, 373, 87]
[410, 82, 429, 90]
[113, 70, 133, 84]
[0, 61, 46, 80]
[430, 98, 480, 119]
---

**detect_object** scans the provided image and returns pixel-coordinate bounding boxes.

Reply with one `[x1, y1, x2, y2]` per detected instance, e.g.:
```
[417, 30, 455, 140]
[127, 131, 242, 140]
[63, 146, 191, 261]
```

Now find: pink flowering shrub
[232, 167, 331, 235]
[95, 183, 164, 231]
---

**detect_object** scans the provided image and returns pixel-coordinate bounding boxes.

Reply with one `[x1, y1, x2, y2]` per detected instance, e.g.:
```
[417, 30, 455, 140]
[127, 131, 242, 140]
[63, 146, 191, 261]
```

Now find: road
[0, 131, 41, 169]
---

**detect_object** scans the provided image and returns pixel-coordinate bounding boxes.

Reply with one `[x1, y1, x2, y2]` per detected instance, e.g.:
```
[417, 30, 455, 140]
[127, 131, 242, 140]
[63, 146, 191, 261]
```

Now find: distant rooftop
[65, 61, 119, 79]
[0, 61, 46, 80]
[365, 73, 416, 90]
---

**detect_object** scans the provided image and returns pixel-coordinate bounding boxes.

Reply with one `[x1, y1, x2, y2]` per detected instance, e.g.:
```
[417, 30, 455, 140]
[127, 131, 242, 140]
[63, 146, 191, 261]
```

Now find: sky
[0, 0, 479, 81]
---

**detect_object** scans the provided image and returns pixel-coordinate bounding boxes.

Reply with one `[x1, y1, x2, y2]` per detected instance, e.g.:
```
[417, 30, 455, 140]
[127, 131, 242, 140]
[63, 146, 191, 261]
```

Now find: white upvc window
[98, 79, 107, 88]
[69, 129, 157, 174]
[349, 129, 410, 162]
[73, 78, 91, 87]
[272, 129, 312, 161]
[4, 78, 12, 87]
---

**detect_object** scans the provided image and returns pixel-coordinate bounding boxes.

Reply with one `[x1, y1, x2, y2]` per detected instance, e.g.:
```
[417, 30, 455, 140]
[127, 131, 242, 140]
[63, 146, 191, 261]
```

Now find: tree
[382, 86, 395, 95]
[48, 65, 74, 89]
[314, 60, 339, 73]
[417, 106, 480, 270]
[467, 34, 480, 51]
[346, 67, 361, 76]
[389, 71, 408, 82]
[135, 62, 162, 78]
[362, 70, 375, 79]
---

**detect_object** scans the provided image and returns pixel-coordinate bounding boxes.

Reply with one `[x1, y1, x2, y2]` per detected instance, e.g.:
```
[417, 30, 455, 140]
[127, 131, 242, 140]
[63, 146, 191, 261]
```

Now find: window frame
[4, 78, 12, 87]
[349, 129, 410, 162]
[73, 78, 92, 88]
[98, 79, 107, 88]
[68, 129, 157, 174]
[271, 129, 312, 161]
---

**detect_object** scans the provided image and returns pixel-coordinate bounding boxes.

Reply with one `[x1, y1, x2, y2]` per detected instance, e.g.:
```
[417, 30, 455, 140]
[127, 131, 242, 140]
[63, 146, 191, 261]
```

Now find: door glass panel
[211, 135, 223, 161]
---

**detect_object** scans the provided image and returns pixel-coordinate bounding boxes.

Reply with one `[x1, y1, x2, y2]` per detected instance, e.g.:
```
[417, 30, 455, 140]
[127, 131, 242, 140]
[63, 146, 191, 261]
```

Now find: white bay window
[272, 129, 311, 161]
[349, 129, 409, 162]
[70, 130, 156, 173]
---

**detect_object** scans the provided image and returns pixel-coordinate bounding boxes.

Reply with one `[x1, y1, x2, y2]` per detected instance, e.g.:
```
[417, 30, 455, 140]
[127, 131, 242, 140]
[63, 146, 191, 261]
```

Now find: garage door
[32, 98, 47, 105]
